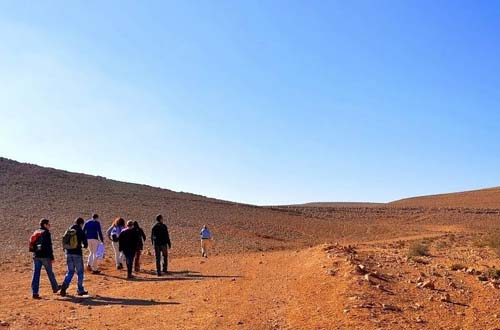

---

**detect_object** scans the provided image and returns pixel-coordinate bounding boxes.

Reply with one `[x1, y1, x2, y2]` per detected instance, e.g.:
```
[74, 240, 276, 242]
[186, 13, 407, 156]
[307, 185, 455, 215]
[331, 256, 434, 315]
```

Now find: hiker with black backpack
[60, 217, 88, 297]
[30, 218, 60, 299]
[106, 217, 126, 270]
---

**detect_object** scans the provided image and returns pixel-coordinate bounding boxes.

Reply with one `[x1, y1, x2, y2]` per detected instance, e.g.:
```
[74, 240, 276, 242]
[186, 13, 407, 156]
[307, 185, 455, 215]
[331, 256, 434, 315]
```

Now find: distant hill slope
[389, 187, 500, 208]
[0, 157, 325, 257]
[287, 202, 384, 208]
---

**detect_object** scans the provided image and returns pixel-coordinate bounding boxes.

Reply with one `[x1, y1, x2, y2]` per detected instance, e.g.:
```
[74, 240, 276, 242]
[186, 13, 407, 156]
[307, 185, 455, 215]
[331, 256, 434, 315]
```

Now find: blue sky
[1, 0, 499, 205]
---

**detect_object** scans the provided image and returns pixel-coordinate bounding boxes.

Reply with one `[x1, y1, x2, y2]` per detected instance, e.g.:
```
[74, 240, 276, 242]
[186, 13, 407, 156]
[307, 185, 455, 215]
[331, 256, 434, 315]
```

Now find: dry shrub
[485, 232, 500, 256]
[485, 268, 500, 280]
[408, 241, 430, 257]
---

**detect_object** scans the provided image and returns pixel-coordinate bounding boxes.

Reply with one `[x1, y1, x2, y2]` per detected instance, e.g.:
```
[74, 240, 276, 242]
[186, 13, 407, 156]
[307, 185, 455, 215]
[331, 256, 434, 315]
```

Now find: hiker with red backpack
[60, 217, 88, 297]
[30, 218, 61, 299]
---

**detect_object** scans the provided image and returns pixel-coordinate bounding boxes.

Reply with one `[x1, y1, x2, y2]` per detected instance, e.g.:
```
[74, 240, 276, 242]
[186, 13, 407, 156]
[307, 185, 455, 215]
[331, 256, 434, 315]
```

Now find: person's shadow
[58, 295, 179, 306]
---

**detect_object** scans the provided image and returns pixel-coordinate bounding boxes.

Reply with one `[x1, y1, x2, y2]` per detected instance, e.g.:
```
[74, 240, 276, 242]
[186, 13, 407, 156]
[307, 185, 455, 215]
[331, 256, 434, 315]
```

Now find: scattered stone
[440, 293, 451, 302]
[0, 321, 9, 327]
[415, 316, 425, 323]
[327, 269, 337, 276]
[382, 304, 401, 312]
[237, 321, 244, 325]
[417, 280, 435, 290]
[478, 275, 488, 282]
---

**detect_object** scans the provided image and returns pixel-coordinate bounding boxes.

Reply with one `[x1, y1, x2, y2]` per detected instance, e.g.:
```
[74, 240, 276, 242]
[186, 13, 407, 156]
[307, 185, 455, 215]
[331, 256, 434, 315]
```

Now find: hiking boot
[127, 274, 134, 279]
[86, 265, 92, 272]
[91, 270, 101, 274]
[53, 284, 62, 293]
[60, 284, 68, 297]
[32, 294, 41, 299]
[77, 290, 88, 296]
[117, 263, 123, 270]
[157, 271, 162, 277]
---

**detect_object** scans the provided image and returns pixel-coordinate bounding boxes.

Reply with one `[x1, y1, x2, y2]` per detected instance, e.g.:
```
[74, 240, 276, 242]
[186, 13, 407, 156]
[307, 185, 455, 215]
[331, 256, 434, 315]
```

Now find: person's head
[113, 217, 125, 227]
[92, 213, 99, 220]
[40, 218, 50, 229]
[203, 225, 207, 229]
[75, 217, 84, 227]
[126, 220, 134, 228]
[133, 221, 140, 228]
[156, 214, 163, 222]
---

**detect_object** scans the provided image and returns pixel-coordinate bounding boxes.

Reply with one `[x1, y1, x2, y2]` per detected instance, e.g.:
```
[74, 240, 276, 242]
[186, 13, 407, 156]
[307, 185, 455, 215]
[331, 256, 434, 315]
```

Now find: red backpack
[29, 229, 45, 252]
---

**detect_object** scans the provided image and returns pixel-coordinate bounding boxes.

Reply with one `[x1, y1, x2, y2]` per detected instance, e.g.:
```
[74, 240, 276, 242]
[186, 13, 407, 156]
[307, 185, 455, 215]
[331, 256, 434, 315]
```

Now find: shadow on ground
[98, 269, 243, 282]
[57, 295, 180, 306]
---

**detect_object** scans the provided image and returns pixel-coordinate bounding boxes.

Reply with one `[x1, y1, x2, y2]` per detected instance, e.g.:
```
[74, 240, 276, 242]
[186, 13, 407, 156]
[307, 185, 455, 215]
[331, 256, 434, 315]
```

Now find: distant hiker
[106, 217, 126, 270]
[118, 220, 140, 279]
[60, 217, 88, 296]
[200, 225, 212, 258]
[30, 218, 60, 299]
[83, 213, 104, 274]
[133, 221, 146, 272]
[151, 214, 172, 276]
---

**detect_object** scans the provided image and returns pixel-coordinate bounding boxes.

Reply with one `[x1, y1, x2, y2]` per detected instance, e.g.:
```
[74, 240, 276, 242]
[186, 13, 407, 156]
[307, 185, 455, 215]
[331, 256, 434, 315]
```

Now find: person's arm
[165, 226, 171, 249]
[140, 228, 146, 241]
[151, 226, 155, 245]
[47, 231, 55, 261]
[106, 225, 113, 240]
[98, 222, 104, 242]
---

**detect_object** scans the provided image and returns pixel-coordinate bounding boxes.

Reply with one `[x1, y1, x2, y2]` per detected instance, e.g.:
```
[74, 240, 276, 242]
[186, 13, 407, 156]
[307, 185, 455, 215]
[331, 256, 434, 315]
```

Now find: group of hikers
[29, 213, 212, 299]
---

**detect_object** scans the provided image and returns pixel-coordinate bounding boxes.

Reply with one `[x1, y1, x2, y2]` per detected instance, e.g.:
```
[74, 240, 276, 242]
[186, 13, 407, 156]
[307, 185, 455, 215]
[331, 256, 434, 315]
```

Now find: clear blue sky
[1, 1, 499, 205]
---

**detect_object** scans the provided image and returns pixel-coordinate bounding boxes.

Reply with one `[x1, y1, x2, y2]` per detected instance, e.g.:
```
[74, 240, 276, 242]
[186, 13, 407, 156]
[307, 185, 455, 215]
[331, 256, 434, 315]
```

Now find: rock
[440, 293, 451, 302]
[327, 269, 337, 276]
[415, 316, 425, 323]
[382, 304, 401, 312]
[355, 264, 368, 275]
[418, 280, 435, 290]
[478, 275, 488, 282]
[237, 321, 244, 325]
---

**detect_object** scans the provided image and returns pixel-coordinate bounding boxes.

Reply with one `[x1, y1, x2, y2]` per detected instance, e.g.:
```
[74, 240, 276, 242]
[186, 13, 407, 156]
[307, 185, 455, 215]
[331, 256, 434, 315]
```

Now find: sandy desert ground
[1, 158, 499, 329]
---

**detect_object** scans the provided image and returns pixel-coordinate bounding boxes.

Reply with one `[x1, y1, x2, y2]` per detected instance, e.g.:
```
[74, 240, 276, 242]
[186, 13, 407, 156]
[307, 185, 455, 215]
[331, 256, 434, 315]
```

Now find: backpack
[29, 229, 45, 252]
[62, 228, 79, 250]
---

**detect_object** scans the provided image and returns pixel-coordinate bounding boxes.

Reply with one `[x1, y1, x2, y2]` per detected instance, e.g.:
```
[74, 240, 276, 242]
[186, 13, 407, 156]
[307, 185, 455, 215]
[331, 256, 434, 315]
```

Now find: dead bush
[408, 241, 430, 257]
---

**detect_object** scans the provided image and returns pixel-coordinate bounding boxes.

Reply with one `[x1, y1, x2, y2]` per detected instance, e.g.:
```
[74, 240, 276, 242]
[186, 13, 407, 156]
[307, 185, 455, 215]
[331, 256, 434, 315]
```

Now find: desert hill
[1, 158, 500, 329]
[389, 187, 500, 209]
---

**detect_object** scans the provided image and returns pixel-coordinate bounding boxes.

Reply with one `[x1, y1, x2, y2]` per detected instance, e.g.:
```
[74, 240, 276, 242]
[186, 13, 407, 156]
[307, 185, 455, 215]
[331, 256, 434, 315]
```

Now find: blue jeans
[63, 254, 85, 293]
[32, 258, 59, 295]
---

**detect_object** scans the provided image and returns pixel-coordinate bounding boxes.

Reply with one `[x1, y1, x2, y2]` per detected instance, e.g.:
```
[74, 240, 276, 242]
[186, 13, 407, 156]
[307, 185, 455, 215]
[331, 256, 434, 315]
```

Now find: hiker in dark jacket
[31, 218, 60, 299]
[151, 214, 171, 276]
[119, 221, 140, 279]
[60, 217, 88, 296]
[133, 221, 146, 272]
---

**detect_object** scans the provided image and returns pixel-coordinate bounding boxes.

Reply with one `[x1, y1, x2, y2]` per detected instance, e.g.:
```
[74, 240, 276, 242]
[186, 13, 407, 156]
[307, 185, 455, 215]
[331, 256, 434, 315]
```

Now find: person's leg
[88, 239, 99, 271]
[134, 250, 141, 272]
[63, 254, 75, 288]
[41, 258, 59, 293]
[31, 258, 43, 297]
[74, 255, 85, 294]
[125, 252, 134, 278]
[154, 245, 161, 275]
[162, 245, 169, 273]
[201, 239, 205, 257]
[111, 241, 121, 267]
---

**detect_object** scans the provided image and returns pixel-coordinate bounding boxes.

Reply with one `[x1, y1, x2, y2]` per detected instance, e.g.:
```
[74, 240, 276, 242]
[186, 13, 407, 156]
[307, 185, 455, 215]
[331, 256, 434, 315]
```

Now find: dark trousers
[123, 251, 135, 276]
[154, 245, 168, 273]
